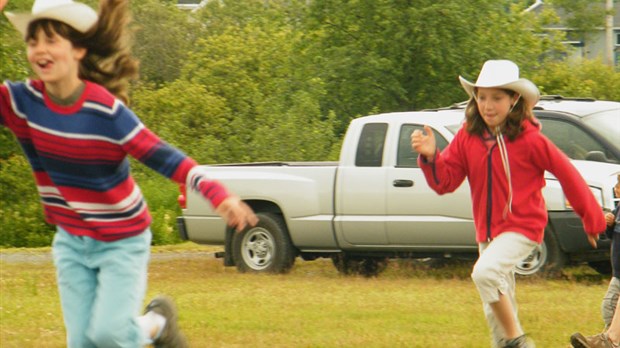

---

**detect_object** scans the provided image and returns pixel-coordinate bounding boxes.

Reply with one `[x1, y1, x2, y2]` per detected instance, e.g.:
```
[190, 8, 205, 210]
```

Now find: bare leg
[490, 293, 521, 339]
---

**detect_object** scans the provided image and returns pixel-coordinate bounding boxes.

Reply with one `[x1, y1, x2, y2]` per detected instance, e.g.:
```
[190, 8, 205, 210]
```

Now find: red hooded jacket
[419, 120, 606, 244]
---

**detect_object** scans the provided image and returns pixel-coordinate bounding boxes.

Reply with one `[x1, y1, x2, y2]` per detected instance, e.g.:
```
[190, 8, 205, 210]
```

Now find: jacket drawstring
[495, 126, 513, 219]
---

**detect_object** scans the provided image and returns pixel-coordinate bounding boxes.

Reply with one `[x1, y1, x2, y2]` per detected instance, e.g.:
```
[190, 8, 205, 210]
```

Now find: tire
[232, 212, 296, 274]
[588, 260, 612, 275]
[331, 253, 388, 277]
[516, 225, 566, 276]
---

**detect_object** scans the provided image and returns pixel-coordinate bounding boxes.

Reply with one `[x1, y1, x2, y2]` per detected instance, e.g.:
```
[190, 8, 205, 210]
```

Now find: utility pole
[605, 0, 614, 66]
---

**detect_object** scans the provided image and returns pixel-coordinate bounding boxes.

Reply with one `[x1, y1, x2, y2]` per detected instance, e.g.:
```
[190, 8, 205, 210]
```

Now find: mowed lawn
[0, 244, 609, 348]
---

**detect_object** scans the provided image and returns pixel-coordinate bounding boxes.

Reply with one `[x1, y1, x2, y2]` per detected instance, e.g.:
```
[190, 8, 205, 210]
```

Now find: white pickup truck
[177, 100, 619, 276]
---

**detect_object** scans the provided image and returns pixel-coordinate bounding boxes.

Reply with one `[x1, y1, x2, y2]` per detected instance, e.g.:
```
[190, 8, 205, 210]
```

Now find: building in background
[527, 0, 619, 66]
[176, 0, 207, 12]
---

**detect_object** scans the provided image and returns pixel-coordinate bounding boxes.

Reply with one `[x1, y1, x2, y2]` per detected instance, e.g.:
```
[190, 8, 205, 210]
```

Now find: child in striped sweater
[1, 0, 258, 347]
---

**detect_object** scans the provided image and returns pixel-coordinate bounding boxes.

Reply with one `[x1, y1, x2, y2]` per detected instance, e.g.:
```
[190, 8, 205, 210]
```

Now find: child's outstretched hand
[215, 196, 259, 232]
[0, 0, 8, 11]
[587, 233, 599, 249]
[411, 125, 436, 159]
[605, 212, 615, 226]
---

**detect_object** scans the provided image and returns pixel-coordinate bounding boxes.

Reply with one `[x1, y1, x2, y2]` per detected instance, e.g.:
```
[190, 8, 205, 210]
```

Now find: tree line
[1, 0, 619, 247]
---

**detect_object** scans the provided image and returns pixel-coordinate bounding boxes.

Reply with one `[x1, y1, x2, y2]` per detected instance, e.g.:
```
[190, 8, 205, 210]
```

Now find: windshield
[583, 110, 620, 148]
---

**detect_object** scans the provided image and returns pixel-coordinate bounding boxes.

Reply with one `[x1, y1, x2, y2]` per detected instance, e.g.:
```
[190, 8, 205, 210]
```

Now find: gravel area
[0, 250, 218, 264]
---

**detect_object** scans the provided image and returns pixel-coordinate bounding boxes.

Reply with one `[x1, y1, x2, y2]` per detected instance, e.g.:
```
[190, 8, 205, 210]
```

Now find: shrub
[0, 155, 54, 247]
[534, 59, 620, 100]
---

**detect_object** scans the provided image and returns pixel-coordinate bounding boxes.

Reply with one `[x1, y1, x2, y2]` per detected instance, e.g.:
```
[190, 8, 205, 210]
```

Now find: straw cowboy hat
[459, 60, 540, 109]
[4, 0, 98, 38]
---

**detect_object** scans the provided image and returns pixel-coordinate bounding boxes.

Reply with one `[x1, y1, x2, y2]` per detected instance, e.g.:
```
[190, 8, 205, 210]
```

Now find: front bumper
[176, 216, 189, 241]
[549, 211, 611, 262]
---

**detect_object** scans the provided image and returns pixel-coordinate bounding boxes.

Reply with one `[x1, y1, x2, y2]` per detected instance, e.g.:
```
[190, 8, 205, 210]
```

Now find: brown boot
[571, 332, 619, 348]
[144, 296, 189, 348]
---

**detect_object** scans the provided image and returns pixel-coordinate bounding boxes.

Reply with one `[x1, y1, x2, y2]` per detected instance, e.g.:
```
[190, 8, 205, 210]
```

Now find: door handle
[393, 179, 414, 187]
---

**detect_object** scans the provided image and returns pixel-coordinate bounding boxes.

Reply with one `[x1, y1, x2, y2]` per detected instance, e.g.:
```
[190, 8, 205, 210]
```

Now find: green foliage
[0, 0, 31, 81]
[1, 0, 618, 247]
[0, 156, 54, 247]
[299, 0, 562, 133]
[131, 80, 233, 163]
[548, 0, 608, 36]
[182, 0, 338, 162]
[533, 59, 620, 100]
[0, 0, 32, 161]
[129, 163, 185, 245]
[131, 0, 203, 86]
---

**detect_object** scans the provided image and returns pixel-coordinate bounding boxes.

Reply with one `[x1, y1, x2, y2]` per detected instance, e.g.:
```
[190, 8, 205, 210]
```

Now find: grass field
[0, 244, 610, 347]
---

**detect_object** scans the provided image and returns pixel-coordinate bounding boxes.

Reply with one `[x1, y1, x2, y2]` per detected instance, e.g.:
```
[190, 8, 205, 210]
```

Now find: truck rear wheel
[232, 212, 296, 273]
[516, 225, 566, 276]
[331, 253, 388, 277]
[588, 260, 612, 275]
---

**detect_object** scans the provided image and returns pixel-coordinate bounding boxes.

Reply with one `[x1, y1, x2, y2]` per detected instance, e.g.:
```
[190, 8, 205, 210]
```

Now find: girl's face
[26, 27, 85, 87]
[475, 87, 520, 130]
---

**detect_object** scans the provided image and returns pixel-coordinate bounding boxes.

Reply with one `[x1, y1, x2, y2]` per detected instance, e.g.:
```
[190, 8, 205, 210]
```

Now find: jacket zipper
[486, 144, 496, 242]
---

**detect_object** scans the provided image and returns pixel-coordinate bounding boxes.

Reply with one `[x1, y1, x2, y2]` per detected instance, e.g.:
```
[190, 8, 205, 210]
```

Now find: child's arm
[607, 212, 616, 227]
[1, 85, 9, 126]
[534, 136, 606, 238]
[417, 126, 468, 195]
[606, 209, 618, 239]
[118, 114, 257, 231]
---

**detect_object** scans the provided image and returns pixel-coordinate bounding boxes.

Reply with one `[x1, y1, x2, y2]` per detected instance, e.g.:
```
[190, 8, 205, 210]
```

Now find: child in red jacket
[412, 59, 606, 348]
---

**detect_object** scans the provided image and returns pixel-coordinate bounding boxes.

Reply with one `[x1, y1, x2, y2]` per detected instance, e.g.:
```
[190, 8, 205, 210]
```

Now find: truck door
[385, 124, 476, 248]
[335, 122, 389, 245]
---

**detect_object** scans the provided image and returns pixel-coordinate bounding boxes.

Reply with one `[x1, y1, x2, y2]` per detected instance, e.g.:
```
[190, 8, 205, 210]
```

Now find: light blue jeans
[52, 226, 151, 348]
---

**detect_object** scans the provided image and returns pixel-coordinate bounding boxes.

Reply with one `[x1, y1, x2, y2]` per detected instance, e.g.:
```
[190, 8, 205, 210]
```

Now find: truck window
[539, 118, 618, 163]
[397, 124, 449, 168]
[355, 123, 388, 167]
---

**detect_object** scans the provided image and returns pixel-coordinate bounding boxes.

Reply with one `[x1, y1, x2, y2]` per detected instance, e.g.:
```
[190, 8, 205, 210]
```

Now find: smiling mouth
[36, 60, 52, 69]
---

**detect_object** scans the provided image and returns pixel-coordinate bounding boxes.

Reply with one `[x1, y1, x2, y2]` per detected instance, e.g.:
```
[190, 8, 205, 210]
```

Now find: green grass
[0, 244, 610, 347]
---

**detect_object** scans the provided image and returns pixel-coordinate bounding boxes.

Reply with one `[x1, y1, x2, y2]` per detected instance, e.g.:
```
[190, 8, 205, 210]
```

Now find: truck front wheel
[232, 212, 296, 274]
[331, 253, 388, 277]
[515, 225, 566, 276]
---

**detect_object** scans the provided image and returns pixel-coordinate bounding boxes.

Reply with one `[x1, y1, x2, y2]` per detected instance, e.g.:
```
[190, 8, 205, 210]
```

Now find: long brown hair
[26, 0, 139, 104]
[464, 88, 536, 141]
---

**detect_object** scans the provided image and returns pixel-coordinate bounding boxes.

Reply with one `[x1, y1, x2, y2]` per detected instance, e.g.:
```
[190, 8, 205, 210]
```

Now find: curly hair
[464, 88, 536, 141]
[26, 0, 139, 104]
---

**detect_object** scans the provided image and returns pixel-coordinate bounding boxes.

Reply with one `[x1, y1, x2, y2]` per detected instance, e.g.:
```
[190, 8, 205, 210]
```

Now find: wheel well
[544, 220, 558, 242]
[544, 218, 566, 253]
[245, 200, 283, 215]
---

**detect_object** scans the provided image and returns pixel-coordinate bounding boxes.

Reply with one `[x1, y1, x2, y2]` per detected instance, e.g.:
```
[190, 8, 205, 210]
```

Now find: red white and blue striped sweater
[1, 79, 229, 241]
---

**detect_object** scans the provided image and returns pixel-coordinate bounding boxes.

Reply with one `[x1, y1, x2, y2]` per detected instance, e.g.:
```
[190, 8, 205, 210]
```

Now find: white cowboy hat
[4, 0, 98, 38]
[459, 60, 540, 109]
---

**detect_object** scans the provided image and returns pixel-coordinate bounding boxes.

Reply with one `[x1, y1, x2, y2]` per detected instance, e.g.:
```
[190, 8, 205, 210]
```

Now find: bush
[0, 155, 185, 247]
[534, 59, 620, 100]
[0, 155, 54, 247]
[130, 163, 185, 246]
